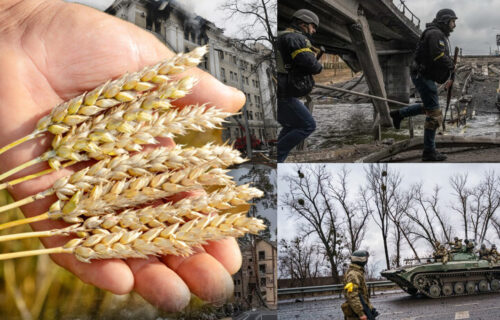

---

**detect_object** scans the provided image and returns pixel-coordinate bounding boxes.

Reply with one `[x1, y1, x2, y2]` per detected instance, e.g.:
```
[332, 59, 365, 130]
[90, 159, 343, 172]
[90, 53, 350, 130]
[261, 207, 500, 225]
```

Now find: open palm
[0, 0, 245, 312]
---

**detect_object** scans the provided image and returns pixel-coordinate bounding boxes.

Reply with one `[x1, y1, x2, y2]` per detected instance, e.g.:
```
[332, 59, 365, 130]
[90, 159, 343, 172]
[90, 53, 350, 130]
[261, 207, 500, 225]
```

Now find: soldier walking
[390, 9, 458, 161]
[342, 251, 378, 320]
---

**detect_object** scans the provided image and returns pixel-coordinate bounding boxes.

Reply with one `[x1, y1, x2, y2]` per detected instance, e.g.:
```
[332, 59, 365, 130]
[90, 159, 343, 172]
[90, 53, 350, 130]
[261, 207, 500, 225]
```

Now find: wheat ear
[0, 144, 244, 214]
[0, 46, 208, 155]
[0, 75, 208, 181]
[0, 183, 263, 243]
[0, 212, 266, 262]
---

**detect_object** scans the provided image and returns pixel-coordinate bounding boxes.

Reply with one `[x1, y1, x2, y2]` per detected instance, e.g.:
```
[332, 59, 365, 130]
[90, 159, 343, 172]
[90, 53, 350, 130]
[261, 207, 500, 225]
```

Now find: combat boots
[422, 150, 447, 161]
[390, 110, 402, 129]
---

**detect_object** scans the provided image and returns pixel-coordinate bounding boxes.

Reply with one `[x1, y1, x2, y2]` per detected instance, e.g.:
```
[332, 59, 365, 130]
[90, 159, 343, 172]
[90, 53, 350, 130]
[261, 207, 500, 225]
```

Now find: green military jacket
[343, 264, 372, 318]
[479, 248, 489, 259]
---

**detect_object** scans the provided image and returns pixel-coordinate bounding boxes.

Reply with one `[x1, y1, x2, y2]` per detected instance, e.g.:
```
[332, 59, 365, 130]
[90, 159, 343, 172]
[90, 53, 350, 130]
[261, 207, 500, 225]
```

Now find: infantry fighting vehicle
[381, 252, 500, 298]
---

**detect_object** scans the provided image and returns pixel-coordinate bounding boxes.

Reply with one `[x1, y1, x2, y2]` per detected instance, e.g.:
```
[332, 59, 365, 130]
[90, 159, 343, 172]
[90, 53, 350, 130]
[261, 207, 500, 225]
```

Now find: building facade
[233, 239, 278, 309]
[106, 0, 278, 151]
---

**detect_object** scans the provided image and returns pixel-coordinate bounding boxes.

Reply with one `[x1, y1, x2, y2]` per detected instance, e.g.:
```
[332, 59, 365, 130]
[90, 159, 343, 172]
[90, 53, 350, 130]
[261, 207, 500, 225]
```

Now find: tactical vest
[276, 28, 313, 74]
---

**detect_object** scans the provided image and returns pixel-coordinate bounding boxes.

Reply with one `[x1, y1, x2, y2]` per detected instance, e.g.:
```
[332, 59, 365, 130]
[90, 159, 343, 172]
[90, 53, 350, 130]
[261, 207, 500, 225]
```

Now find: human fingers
[161, 248, 234, 304]
[126, 257, 191, 312]
[10, 194, 136, 295]
[202, 237, 242, 275]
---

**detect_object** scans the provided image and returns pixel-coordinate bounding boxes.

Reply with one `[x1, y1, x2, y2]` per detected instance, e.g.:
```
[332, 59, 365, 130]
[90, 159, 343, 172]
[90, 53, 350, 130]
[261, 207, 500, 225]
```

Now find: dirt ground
[287, 143, 500, 163]
[313, 68, 359, 84]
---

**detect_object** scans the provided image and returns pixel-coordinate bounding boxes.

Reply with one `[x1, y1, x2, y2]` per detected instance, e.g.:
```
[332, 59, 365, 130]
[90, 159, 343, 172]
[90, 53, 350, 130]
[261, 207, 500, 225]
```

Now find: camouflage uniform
[448, 237, 462, 253]
[464, 240, 475, 253]
[433, 241, 449, 264]
[342, 264, 373, 320]
[489, 245, 499, 264]
[478, 244, 489, 260]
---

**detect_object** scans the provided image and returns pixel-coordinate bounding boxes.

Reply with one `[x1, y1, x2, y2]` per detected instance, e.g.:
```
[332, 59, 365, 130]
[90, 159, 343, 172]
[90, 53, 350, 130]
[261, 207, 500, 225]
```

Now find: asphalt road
[234, 310, 277, 320]
[278, 291, 500, 320]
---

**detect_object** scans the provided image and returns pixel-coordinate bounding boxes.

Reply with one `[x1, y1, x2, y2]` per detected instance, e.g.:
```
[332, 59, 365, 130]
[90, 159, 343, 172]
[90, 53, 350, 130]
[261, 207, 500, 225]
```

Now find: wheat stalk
[0, 74, 226, 182]
[0, 164, 233, 231]
[0, 183, 264, 244]
[0, 144, 245, 214]
[0, 46, 208, 156]
[0, 212, 266, 262]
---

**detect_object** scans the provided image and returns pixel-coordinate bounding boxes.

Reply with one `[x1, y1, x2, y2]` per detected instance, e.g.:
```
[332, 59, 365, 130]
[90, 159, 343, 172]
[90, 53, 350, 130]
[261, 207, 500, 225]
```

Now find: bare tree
[449, 173, 471, 240]
[469, 170, 500, 244]
[281, 164, 349, 282]
[327, 167, 369, 254]
[220, 0, 277, 51]
[407, 183, 452, 249]
[362, 164, 404, 269]
[492, 217, 500, 239]
[278, 236, 326, 286]
[236, 164, 276, 308]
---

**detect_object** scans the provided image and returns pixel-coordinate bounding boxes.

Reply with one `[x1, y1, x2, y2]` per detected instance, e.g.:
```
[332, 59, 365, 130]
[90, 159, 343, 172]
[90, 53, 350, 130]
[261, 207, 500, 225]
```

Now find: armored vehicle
[381, 252, 500, 298]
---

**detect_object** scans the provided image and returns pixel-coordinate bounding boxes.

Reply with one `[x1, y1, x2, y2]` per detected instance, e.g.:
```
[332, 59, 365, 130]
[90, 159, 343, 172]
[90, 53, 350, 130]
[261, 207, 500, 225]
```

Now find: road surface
[278, 291, 500, 319]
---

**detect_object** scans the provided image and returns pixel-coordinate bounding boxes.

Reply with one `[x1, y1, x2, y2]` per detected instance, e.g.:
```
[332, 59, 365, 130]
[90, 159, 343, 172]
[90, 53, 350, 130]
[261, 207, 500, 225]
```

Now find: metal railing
[393, 0, 420, 28]
[278, 280, 395, 299]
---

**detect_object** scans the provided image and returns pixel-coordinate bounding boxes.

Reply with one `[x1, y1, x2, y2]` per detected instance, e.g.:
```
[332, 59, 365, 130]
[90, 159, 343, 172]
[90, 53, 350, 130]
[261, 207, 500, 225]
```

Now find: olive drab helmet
[436, 8, 458, 23]
[351, 250, 369, 267]
[292, 9, 320, 28]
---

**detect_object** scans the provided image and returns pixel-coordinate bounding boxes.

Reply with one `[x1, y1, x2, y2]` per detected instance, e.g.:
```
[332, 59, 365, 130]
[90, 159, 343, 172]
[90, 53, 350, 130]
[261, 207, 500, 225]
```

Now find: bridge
[278, 0, 422, 127]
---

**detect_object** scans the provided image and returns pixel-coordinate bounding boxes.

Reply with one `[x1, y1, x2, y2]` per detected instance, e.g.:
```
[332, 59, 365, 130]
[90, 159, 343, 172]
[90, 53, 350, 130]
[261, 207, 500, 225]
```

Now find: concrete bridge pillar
[380, 53, 413, 104]
[347, 11, 392, 128]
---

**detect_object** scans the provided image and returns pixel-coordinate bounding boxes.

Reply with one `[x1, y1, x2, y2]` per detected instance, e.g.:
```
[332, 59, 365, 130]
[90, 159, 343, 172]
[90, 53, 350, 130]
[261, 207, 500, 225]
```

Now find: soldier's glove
[371, 308, 380, 318]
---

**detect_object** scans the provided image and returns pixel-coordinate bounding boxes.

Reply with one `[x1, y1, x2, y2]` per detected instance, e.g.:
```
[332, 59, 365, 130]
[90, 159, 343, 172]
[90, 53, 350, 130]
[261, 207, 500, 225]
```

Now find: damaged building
[106, 0, 278, 151]
[233, 239, 278, 309]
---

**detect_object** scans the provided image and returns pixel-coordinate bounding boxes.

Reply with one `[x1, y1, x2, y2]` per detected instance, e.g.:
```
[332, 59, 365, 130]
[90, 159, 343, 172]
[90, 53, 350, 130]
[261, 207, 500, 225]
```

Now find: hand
[0, 0, 245, 312]
[444, 79, 454, 91]
[360, 315, 368, 320]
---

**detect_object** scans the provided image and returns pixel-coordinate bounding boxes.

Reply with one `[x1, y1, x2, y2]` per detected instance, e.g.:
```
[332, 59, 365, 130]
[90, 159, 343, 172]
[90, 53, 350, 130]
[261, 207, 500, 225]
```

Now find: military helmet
[493, 244, 497, 249]
[454, 237, 459, 241]
[481, 243, 486, 249]
[292, 9, 320, 28]
[351, 250, 369, 266]
[436, 8, 458, 23]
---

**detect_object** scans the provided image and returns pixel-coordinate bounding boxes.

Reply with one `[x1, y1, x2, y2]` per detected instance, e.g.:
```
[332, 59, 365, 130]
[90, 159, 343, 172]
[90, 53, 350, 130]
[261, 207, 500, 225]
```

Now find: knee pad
[424, 109, 442, 130]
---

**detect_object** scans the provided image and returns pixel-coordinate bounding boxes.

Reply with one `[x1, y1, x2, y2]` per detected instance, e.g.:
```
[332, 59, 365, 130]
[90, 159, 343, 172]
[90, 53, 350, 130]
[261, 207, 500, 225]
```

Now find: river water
[306, 98, 500, 150]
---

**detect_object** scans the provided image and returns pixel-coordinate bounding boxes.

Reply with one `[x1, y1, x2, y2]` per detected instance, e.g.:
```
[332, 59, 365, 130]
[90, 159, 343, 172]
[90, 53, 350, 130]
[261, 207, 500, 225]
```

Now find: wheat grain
[0, 144, 245, 214]
[0, 47, 208, 156]
[44, 103, 232, 169]
[0, 212, 265, 262]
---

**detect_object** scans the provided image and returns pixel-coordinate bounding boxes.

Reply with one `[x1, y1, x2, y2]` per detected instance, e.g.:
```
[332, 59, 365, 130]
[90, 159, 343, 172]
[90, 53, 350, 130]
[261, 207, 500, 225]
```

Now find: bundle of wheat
[0, 46, 265, 263]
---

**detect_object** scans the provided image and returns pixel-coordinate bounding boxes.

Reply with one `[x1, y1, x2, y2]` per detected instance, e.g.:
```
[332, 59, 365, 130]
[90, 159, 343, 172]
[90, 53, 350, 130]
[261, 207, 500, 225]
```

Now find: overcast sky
[69, 1, 499, 54]
[404, 0, 500, 54]
[66, 0, 248, 39]
[278, 163, 500, 274]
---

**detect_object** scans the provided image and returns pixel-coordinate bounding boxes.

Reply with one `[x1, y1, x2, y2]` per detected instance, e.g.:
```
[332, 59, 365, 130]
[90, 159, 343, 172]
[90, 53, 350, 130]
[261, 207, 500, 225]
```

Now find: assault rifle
[442, 46, 460, 131]
[359, 293, 379, 320]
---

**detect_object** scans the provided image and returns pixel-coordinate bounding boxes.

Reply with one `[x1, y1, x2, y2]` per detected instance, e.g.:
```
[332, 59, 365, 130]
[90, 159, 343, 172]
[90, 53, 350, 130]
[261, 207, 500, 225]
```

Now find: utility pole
[239, 66, 253, 158]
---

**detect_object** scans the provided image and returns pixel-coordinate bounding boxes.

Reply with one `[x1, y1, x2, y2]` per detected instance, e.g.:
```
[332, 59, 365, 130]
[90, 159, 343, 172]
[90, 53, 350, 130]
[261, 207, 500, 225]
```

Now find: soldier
[447, 237, 462, 253]
[489, 244, 499, 264]
[341, 250, 378, 320]
[478, 243, 490, 260]
[390, 9, 458, 161]
[276, 9, 323, 163]
[433, 241, 449, 264]
[464, 239, 475, 253]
